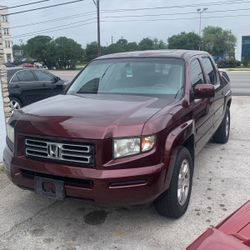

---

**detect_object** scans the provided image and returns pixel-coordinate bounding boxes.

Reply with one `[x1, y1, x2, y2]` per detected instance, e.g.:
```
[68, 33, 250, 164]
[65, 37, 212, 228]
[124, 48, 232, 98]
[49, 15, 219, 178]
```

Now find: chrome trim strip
[25, 139, 93, 165]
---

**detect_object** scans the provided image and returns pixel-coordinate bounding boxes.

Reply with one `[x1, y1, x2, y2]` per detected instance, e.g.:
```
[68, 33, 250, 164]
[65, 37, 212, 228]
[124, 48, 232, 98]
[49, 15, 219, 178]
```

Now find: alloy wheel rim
[177, 159, 190, 206]
[10, 100, 21, 111]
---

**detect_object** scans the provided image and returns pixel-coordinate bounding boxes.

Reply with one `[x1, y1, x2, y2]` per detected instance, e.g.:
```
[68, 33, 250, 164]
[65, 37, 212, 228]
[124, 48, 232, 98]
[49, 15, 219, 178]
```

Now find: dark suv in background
[7, 68, 65, 111]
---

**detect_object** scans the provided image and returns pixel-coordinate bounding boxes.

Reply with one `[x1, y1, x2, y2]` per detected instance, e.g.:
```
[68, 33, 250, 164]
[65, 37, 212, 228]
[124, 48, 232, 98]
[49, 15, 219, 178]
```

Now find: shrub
[217, 59, 241, 68]
[243, 58, 250, 67]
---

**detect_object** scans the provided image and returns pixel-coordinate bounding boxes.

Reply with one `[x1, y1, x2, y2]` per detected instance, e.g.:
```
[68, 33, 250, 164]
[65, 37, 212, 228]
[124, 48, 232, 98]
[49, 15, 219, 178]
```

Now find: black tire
[10, 97, 22, 111]
[154, 146, 194, 218]
[213, 107, 230, 144]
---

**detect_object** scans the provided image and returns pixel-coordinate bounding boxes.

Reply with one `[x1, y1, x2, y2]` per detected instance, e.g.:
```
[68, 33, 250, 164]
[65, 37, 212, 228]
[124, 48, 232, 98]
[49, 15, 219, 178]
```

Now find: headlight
[6, 124, 15, 144]
[113, 135, 156, 159]
[114, 138, 140, 159]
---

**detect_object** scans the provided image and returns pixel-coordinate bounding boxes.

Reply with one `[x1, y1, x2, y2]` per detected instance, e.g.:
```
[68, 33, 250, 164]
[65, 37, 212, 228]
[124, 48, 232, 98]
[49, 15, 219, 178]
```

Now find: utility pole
[93, 0, 101, 56]
[197, 8, 208, 37]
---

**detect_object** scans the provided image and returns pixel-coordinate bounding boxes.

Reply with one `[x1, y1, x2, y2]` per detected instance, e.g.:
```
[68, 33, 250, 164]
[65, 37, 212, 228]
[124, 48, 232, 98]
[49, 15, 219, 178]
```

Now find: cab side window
[190, 59, 205, 88]
[34, 71, 55, 81]
[201, 57, 217, 85]
[16, 70, 36, 82]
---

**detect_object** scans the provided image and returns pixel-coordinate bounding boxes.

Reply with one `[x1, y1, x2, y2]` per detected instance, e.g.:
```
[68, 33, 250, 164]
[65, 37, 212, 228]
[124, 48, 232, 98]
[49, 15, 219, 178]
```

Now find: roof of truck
[96, 49, 209, 60]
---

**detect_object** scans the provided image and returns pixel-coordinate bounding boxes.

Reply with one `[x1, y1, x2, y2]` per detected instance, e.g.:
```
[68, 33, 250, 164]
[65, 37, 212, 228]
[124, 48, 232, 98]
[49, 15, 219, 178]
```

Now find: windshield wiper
[100, 64, 112, 80]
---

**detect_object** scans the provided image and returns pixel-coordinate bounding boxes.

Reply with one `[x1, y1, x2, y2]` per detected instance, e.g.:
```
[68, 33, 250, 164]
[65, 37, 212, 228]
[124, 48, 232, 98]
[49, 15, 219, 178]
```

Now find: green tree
[116, 38, 128, 47]
[168, 32, 201, 50]
[105, 43, 124, 54]
[104, 39, 130, 55]
[139, 38, 154, 50]
[126, 42, 138, 51]
[153, 39, 167, 49]
[53, 37, 83, 69]
[24, 35, 52, 63]
[12, 44, 21, 51]
[243, 58, 250, 67]
[202, 26, 236, 57]
[45, 41, 57, 69]
[85, 42, 99, 62]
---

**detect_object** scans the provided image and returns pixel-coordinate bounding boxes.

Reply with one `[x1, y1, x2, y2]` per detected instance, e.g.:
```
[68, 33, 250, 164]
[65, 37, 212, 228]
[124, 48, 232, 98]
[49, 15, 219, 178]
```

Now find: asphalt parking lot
[0, 96, 250, 250]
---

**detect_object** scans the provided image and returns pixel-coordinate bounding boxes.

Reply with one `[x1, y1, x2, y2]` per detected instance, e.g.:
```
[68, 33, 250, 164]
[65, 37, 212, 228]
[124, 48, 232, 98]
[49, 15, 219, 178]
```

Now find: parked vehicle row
[3, 50, 232, 219]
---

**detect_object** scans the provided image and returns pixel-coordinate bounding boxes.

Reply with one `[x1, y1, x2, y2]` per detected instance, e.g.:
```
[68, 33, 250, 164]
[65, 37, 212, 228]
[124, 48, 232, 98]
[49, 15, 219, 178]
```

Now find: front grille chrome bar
[25, 138, 94, 166]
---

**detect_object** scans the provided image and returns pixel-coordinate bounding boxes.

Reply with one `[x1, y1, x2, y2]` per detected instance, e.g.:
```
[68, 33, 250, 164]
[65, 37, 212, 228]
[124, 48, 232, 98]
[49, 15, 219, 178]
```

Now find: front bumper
[3, 145, 167, 205]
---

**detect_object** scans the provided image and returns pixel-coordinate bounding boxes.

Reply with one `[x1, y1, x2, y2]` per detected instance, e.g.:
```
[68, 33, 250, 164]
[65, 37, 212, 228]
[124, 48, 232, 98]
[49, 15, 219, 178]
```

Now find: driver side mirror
[194, 84, 215, 99]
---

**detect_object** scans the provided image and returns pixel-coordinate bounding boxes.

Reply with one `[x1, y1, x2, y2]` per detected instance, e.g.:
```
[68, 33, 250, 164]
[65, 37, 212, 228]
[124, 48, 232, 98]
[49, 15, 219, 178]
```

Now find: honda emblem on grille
[48, 143, 61, 158]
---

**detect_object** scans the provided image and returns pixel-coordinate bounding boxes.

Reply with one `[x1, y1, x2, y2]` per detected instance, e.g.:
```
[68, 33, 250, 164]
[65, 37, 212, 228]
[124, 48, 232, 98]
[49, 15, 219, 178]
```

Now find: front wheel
[10, 97, 22, 112]
[213, 107, 230, 144]
[154, 146, 194, 218]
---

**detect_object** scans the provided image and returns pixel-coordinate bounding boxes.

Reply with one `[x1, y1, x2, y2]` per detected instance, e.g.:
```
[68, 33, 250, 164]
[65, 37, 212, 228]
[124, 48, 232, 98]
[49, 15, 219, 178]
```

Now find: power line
[6, 0, 250, 16]
[102, 13, 250, 23]
[13, 17, 96, 38]
[10, 4, 250, 30]
[10, 11, 96, 29]
[12, 13, 250, 39]
[7, 0, 87, 16]
[101, 0, 250, 13]
[102, 6, 250, 19]
[0, 0, 51, 10]
[8, 0, 250, 40]
[13, 22, 96, 39]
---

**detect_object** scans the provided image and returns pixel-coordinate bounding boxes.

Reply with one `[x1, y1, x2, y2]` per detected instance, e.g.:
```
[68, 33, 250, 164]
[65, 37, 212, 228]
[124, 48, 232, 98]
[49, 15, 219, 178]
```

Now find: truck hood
[17, 94, 175, 139]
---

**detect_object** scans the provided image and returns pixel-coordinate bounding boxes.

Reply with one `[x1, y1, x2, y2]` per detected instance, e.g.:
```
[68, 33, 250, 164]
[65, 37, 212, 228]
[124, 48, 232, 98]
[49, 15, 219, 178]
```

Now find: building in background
[0, 6, 13, 63]
[241, 36, 250, 61]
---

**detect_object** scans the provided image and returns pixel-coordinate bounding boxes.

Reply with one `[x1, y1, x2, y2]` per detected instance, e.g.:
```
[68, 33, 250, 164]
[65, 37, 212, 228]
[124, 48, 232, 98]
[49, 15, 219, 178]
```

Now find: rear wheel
[10, 97, 22, 112]
[213, 107, 230, 144]
[154, 146, 193, 218]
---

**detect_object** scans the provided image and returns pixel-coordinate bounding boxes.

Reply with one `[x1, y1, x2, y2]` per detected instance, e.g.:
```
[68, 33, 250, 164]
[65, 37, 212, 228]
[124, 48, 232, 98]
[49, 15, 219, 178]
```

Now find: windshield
[68, 58, 185, 97]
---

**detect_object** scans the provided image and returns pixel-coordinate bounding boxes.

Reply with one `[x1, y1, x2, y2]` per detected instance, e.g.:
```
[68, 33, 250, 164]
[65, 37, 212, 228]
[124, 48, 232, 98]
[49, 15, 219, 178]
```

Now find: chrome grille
[25, 138, 95, 166]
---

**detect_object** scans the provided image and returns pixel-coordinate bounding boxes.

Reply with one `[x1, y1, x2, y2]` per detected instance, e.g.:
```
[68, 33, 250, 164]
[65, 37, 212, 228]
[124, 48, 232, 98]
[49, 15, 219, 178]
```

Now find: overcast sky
[2, 0, 250, 59]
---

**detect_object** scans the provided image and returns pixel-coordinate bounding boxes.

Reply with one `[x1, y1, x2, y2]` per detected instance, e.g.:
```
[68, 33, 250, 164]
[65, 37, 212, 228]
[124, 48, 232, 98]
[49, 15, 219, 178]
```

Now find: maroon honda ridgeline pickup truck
[3, 50, 232, 218]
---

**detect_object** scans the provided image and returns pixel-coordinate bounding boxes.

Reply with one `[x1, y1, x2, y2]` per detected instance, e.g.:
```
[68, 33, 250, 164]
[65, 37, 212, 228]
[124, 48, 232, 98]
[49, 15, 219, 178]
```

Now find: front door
[189, 58, 214, 153]
[33, 70, 64, 99]
[201, 57, 225, 131]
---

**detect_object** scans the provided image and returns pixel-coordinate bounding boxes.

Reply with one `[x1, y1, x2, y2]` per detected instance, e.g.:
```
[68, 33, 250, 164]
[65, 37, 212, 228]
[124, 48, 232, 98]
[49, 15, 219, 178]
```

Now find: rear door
[201, 56, 225, 131]
[10, 69, 42, 106]
[189, 58, 214, 153]
[33, 70, 64, 97]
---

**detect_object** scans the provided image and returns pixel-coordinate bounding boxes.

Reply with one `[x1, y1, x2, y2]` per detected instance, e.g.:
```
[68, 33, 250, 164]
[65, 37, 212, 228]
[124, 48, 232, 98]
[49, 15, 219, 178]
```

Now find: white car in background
[34, 62, 48, 69]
